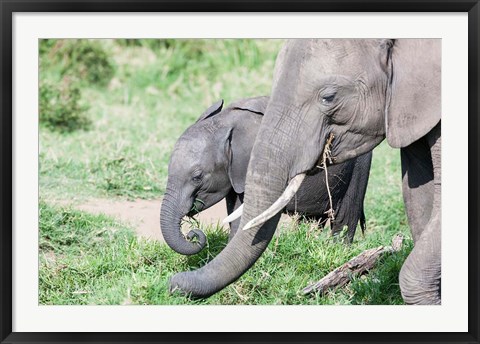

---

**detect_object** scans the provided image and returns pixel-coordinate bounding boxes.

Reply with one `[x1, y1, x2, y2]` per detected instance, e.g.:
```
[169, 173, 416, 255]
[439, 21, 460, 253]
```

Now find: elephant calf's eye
[192, 172, 203, 183]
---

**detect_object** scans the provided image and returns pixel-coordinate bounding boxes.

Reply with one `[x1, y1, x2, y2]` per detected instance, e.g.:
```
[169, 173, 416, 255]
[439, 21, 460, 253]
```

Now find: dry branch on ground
[303, 234, 404, 295]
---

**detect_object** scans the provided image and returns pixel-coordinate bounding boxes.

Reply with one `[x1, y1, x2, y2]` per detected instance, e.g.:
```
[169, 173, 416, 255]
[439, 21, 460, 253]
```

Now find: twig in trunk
[317, 133, 336, 223]
[302, 234, 404, 295]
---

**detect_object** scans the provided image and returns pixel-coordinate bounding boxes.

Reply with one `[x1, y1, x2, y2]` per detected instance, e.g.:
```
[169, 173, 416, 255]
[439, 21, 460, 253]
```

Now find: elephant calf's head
[160, 97, 268, 255]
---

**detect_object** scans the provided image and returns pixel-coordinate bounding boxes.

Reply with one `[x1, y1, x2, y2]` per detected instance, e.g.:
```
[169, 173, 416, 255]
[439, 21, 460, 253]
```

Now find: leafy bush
[39, 39, 57, 56]
[42, 39, 115, 87]
[39, 76, 90, 132]
[39, 39, 116, 132]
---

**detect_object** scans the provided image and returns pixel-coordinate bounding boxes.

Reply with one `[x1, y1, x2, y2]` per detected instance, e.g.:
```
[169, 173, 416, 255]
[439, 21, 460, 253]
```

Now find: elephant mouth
[186, 210, 198, 217]
[186, 198, 206, 217]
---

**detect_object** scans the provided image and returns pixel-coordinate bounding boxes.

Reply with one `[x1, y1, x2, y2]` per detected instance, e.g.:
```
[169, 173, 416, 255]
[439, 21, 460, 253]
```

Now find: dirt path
[72, 198, 229, 242]
[55, 196, 295, 243]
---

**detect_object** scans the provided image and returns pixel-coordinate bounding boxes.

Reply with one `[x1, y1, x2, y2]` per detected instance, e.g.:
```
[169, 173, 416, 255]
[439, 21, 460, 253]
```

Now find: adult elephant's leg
[225, 190, 243, 241]
[399, 123, 441, 305]
[400, 138, 434, 242]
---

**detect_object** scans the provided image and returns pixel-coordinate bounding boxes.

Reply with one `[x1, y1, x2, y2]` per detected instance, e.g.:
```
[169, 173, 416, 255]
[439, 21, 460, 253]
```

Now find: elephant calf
[160, 96, 372, 255]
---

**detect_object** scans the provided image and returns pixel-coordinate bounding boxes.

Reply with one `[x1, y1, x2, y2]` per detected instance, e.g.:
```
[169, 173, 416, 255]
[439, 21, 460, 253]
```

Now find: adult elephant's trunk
[169, 123, 294, 297]
[160, 183, 206, 256]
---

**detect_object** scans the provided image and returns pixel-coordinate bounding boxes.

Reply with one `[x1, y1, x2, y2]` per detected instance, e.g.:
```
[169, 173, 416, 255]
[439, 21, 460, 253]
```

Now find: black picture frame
[1, 1, 479, 343]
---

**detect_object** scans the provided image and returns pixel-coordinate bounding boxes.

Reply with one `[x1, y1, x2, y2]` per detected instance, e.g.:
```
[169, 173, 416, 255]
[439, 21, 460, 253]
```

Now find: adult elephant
[169, 39, 441, 305]
[161, 96, 371, 255]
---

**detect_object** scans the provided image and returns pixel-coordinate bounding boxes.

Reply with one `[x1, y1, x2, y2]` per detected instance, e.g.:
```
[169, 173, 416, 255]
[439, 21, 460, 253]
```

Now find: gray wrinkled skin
[169, 40, 441, 305]
[161, 96, 372, 257]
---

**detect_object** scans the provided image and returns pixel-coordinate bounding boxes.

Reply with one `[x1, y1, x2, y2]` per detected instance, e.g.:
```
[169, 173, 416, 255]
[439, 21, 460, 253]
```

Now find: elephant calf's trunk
[160, 199, 207, 256]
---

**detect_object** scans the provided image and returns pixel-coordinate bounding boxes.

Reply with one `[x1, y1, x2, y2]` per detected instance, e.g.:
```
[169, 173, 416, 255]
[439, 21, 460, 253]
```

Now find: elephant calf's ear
[225, 128, 249, 195]
[195, 99, 224, 123]
[230, 96, 269, 116]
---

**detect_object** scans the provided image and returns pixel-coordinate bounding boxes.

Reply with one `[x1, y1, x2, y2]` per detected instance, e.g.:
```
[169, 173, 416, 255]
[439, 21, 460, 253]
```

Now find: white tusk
[242, 173, 306, 231]
[222, 204, 244, 224]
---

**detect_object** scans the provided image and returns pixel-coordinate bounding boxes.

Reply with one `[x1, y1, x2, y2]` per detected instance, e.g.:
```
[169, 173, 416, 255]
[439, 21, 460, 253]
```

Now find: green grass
[39, 39, 410, 305]
[39, 199, 410, 305]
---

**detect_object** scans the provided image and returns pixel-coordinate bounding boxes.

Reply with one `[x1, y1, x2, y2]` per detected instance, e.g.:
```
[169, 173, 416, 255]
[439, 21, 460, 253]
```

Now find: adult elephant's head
[240, 39, 441, 229]
[168, 39, 440, 297]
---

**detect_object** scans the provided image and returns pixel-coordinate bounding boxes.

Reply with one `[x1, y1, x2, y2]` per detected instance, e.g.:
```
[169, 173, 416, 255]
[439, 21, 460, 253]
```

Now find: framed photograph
[2, 1, 478, 343]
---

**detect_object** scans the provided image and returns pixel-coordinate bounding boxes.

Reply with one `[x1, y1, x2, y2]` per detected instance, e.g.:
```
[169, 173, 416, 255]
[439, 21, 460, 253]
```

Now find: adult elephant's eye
[322, 94, 336, 104]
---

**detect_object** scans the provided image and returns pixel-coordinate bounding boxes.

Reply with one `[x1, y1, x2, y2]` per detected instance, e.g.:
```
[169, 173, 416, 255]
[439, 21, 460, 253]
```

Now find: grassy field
[39, 39, 410, 305]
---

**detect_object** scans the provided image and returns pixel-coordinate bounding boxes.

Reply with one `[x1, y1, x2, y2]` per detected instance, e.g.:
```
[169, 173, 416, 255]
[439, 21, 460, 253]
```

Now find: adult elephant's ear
[196, 99, 224, 123]
[386, 39, 441, 148]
